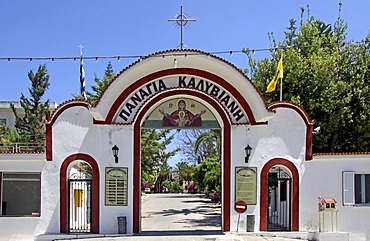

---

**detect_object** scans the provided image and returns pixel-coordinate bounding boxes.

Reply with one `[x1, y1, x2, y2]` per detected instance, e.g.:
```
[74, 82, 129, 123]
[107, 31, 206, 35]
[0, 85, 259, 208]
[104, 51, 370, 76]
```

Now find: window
[0, 173, 41, 216]
[343, 172, 354, 205]
[343, 171, 370, 206]
[355, 174, 370, 204]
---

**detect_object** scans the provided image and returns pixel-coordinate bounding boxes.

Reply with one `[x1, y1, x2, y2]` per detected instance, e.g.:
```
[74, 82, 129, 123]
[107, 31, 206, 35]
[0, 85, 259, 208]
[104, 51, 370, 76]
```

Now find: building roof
[0, 101, 58, 109]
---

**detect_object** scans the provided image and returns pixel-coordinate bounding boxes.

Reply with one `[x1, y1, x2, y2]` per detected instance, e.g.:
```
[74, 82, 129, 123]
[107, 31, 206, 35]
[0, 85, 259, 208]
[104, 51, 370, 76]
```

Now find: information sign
[235, 167, 257, 205]
[105, 167, 128, 206]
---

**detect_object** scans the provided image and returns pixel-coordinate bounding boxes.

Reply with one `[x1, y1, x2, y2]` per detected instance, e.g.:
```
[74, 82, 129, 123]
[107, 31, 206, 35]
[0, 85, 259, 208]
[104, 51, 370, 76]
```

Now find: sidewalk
[49, 231, 308, 241]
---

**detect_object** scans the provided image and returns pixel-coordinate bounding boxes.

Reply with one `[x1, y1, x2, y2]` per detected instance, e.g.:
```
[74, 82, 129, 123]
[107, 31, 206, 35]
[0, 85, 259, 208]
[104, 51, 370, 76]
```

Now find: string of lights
[0, 40, 368, 63]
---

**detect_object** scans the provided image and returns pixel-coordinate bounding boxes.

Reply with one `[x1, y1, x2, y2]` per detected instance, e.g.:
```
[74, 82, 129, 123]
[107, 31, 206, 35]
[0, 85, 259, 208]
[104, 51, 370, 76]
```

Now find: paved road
[141, 193, 221, 231]
[53, 193, 307, 241]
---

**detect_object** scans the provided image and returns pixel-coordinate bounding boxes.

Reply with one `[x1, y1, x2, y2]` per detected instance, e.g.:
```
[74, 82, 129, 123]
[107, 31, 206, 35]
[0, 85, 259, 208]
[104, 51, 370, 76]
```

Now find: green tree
[140, 129, 179, 188]
[0, 124, 22, 145]
[193, 157, 221, 194]
[73, 62, 116, 102]
[174, 161, 194, 182]
[10, 64, 50, 144]
[244, 4, 370, 153]
[194, 129, 221, 160]
[86, 62, 116, 102]
[176, 129, 220, 164]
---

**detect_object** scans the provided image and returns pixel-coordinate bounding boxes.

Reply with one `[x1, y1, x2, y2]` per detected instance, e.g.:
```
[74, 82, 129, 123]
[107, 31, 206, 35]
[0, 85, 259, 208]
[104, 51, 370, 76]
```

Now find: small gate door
[68, 171, 92, 233]
[267, 170, 292, 231]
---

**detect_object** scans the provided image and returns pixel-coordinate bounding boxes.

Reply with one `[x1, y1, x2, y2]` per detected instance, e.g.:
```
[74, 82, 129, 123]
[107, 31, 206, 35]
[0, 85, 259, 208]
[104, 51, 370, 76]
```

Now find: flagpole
[79, 44, 87, 101]
[280, 53, 283, 101]
[280, 77, 282, 101]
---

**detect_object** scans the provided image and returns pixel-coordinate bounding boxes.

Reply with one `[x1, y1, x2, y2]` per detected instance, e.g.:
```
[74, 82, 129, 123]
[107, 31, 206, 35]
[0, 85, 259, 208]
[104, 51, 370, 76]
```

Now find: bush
[141, 182, 150, 189]
[188, 182, 197, 193]
[210, 192, 221, 203]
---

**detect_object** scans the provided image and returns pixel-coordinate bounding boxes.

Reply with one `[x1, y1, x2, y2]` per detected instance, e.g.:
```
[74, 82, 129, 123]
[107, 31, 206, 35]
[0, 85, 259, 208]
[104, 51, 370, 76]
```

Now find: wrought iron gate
[68, 171, 92, 233]
[267, 171, 292, 231]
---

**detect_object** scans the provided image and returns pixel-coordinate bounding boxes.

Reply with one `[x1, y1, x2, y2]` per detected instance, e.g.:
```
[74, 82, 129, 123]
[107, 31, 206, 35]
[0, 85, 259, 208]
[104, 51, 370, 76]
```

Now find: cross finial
[168, 6, 196, 50]
[78, 44, 84, 57]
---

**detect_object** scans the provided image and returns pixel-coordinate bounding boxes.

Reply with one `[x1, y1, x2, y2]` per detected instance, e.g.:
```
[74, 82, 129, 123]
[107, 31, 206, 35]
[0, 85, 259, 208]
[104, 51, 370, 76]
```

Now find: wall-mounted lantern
[244, 144, 252, 163]
[112, 145, 119, 163]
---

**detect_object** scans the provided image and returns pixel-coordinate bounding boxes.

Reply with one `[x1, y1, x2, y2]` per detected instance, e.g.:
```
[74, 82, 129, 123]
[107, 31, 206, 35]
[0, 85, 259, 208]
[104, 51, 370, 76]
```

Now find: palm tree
[194, 129, 221, 162]
[175, 162, 194, 182]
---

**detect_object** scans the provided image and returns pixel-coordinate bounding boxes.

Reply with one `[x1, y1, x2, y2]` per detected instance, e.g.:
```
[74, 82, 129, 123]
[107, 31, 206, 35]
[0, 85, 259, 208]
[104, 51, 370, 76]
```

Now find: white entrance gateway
[1, 49, 370, 241]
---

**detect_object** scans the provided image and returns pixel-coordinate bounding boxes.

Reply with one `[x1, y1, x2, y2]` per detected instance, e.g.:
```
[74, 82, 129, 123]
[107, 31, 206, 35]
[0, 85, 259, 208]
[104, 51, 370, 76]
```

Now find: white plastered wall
[301, 155, 370, 241]
[41, 105, 135, 234]
[0, 155, 45, 241]
[229, 106, 307, 232]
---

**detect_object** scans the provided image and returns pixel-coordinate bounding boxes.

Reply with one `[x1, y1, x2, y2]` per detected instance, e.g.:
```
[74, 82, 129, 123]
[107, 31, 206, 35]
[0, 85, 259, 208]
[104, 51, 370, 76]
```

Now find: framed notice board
[235, 167, 257, 205]
[105, 167, 128, 206]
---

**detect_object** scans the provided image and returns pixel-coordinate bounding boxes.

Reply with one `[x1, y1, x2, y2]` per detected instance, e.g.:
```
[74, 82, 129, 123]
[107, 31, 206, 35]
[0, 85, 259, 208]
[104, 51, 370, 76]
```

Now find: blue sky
[1, 1, 369, 104]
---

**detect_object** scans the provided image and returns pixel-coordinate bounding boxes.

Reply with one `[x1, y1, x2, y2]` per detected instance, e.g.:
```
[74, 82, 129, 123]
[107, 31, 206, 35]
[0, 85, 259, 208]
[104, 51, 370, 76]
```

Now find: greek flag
[80, 58, 87, 100]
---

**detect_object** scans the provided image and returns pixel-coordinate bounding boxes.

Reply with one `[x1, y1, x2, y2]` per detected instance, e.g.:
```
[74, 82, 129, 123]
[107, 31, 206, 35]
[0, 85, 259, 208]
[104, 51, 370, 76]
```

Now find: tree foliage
[193, 157, 221, 194]
[194, 129, 221, 159]
[0, 124, 22, 144]
[174, 161, 194, 182]
[72, 62, 116, 102]
[85, 62, 116, 102]
[176, 129, 220, 164]
[244, 5, 370, 152]
[140, 129, 179, 187]
[10, 64, 50, 143]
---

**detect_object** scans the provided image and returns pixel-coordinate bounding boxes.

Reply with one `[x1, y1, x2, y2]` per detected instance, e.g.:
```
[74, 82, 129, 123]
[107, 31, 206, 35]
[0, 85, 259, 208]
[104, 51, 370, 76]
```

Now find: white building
[0, 101, 58, 152]
[0, 49, 369, 241]
[0, 101, 58, 128]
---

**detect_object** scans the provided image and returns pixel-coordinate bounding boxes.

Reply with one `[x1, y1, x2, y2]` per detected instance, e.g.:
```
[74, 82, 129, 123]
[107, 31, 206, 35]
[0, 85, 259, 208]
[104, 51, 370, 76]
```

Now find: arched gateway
[45, 49, 313, 234]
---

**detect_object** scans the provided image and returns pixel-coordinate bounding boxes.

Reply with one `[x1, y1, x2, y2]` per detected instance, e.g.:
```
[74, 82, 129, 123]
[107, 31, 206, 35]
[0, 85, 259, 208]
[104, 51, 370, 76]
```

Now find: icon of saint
[159, 100, 206, 127]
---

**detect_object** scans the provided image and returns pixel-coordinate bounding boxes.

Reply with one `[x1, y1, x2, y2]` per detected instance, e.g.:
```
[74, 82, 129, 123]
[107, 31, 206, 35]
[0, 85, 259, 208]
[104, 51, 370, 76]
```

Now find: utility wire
[0, 40, 368, 63]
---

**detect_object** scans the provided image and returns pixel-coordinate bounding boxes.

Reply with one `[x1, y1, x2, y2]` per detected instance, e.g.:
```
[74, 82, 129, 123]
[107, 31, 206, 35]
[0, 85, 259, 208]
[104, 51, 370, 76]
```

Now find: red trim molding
[60, 154, 100, 233]
[306, 125, 313, 160]
[133, 89, 231, 233]
[46, 102, 90, 161]
[101, 68, 263, 125]
[259, 158, 299, 231]
[45, 123, 52, 161]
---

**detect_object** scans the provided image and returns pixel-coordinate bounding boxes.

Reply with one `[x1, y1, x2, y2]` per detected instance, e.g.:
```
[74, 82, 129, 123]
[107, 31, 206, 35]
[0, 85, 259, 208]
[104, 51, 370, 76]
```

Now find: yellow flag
[266, 56, 283, 93]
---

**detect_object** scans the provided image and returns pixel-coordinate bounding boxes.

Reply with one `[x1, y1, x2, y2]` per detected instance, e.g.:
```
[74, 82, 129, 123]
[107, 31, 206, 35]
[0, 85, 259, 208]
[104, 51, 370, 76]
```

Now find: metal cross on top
[78, 44, 84, 57]
[168, 6, 196, 50]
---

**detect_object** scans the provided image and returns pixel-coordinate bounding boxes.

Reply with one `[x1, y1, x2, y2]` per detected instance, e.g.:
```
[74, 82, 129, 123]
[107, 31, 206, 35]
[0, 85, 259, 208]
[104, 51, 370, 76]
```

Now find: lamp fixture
[244, 144, 252, 163]
[173, 58, 177, 68]
[112, 145, 119, 163]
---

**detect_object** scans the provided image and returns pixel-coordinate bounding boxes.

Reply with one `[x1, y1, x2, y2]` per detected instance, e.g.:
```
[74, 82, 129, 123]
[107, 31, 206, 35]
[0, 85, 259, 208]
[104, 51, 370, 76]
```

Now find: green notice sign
[235, 167, 257, 205]
[105, 167, 128, 206]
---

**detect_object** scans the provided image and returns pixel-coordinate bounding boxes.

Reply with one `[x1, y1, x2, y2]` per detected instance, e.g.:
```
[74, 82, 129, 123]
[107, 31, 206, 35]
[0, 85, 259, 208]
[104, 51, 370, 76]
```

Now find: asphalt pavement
[53, 232, 307, 241]
[52, 193, 307, 241]
[141, 193, 221, 231]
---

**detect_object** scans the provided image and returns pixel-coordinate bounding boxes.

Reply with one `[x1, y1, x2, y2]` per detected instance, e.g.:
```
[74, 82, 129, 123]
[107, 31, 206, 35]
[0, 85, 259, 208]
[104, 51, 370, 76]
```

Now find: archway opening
[133, 91, 232, 233]
[140, 129, 223, 233]
[260, 158, 299, 232]
[266, 165, 292, 231]
[67, 161, 93, 233]
[139, 97, 222, 232]
[60, 154, 100, 234]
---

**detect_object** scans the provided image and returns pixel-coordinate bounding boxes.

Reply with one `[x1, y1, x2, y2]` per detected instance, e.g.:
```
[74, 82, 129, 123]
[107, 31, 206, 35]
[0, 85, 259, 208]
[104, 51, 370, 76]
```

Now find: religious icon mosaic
[143, 98, 220, 129]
